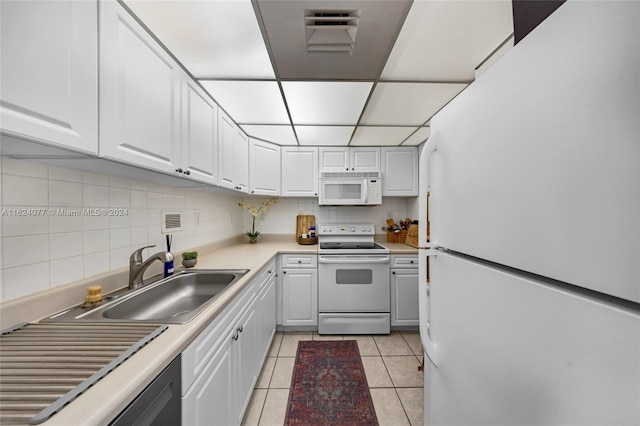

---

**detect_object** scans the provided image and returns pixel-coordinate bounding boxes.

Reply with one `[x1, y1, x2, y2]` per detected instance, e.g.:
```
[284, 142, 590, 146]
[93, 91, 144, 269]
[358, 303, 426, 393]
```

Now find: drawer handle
[410, 260, 414, 264]
[232, 332, 239, 341]
[297, 260, 302, 263]
[237, 326, 244, 333]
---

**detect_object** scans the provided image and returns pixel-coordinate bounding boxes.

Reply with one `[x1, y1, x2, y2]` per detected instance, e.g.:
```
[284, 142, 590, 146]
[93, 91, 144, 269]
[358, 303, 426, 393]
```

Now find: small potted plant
[181, 251, 198, 268]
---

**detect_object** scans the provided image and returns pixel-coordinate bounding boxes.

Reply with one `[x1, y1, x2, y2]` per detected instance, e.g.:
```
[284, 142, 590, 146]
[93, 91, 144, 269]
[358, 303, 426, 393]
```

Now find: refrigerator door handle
[420, 249, 440, 367]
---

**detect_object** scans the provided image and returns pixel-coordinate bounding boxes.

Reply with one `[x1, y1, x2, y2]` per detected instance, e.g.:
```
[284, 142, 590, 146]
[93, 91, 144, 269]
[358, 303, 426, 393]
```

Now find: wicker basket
[297, 236, 318, 245]
[387, 230, 408, 244]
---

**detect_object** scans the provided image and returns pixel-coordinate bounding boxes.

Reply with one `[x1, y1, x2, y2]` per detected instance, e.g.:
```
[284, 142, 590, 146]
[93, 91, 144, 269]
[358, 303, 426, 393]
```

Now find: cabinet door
[281, 147, 319, 197]
[319, 147, 349, 172]
[217, 112, 236, 190]
[282, 269, 318, 326]
[350, 148, 380, 172]
[235, 130, 249, 193]
[249, 139, 281, 195]
[233, 304, 258, 424]
[391, 268, 420, 326]
[256, 273, 277, 363]
[182, 336, 233, 426]
[100, 1, 181, 173]
[0, 0, 98, 154]
[182, 79, 218, 184]
[381, 147, 419, 196]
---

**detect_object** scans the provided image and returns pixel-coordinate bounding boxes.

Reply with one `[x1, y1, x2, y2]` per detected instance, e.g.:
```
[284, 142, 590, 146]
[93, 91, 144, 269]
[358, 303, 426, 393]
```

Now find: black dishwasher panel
[110, 355, 181, 426]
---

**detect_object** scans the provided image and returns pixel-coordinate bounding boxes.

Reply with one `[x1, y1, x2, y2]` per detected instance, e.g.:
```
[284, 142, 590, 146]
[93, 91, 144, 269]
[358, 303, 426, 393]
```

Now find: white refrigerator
[418, 1, 640, 425]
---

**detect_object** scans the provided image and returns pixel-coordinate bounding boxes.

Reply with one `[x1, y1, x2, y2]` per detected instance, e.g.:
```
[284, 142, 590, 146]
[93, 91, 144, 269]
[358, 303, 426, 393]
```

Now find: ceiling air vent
[161, 211, 183, 234]
[304, 9, 360, 56]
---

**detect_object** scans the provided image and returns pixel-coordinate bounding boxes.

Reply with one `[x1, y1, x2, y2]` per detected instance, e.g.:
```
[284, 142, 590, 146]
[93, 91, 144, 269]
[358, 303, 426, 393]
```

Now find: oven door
[318, 255, 391, 312]
[319, 179, 366, 205]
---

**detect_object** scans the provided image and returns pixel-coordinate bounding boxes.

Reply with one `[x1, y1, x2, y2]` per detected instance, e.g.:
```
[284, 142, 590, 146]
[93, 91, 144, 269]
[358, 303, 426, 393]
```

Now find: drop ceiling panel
[361, 83, 467, 126]
[295, 126, 355, 146]
[350, 126, 415, 146]
[381, 0, 513, 81]
[282, 82, 373, 125]
[256, 0, 412, 79]
[199, 81, 289, 124]
[402, 127, 431, 146]
[124, 0, 274, 79]
[240, 125, 298, 146]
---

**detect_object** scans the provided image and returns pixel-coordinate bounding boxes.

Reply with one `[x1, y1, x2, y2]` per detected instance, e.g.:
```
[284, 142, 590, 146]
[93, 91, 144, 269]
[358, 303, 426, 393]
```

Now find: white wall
[0, 157, 243, 301]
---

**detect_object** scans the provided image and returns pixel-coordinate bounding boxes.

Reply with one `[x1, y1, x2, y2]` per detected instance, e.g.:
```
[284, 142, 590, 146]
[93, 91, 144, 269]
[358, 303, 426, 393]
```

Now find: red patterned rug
[285, 340, 378, 425]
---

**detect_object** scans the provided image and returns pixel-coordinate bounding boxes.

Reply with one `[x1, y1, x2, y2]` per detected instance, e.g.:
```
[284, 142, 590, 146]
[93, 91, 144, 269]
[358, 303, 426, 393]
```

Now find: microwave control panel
[367, 180, 382, 204]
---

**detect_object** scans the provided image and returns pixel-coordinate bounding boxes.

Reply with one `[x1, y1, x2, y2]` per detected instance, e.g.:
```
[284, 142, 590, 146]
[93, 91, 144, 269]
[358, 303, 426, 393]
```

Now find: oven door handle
[318, 255, 391, 264]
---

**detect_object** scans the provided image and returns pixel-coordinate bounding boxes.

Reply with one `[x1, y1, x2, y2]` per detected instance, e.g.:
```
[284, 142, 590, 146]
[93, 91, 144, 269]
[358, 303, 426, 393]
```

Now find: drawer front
[391, 255, 418, 268]
[257, 258, 277, 290]
[281, 254, 318, 268]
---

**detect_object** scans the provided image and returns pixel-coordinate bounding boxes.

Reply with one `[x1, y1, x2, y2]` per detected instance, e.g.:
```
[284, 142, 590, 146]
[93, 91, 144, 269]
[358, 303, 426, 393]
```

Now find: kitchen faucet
[129, 245, 174, 289]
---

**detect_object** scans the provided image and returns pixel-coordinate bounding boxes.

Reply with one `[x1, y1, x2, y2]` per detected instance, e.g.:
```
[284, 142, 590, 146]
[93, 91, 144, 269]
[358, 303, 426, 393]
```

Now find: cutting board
[296, 215, 316, 242]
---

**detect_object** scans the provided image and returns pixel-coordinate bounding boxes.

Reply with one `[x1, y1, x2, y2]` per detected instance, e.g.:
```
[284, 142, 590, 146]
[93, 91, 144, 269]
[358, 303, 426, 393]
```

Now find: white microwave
[318, 172, 382, 206]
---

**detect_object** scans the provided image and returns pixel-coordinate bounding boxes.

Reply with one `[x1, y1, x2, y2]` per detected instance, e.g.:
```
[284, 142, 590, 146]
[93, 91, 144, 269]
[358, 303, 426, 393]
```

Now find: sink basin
[44, 269, 249, 324]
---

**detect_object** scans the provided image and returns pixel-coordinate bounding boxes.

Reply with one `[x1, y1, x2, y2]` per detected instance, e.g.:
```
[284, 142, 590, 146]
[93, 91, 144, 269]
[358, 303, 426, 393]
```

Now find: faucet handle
[130, 245, 156, 263]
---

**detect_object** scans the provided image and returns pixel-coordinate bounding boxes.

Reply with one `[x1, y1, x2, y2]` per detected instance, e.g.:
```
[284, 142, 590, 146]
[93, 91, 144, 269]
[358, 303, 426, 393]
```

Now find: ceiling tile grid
[123, 0, 514, 147]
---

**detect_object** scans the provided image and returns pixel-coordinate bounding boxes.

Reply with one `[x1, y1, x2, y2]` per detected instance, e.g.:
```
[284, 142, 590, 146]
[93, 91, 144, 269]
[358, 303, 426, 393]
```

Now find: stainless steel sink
[43, 269, 249, 324]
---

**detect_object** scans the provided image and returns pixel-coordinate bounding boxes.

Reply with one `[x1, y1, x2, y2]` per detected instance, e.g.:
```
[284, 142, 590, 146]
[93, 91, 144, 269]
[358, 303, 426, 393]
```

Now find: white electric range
[317, 223, 391, 334]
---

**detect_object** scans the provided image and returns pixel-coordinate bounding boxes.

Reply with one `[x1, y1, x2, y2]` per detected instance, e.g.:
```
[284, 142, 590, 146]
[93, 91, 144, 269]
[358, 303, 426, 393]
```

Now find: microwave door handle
[362, 180, 368, 204]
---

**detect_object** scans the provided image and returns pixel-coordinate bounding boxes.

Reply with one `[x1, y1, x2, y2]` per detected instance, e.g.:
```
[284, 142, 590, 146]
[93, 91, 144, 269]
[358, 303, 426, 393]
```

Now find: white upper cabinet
[218, 111, 249, 193]
[381, 147, 419, 196]
[318, 148, 349, 172]
[0, 0, 98, 154]
[181, 78, 218, 185]
[350, 148, 381, 172]
[249, 139, 281, 196]
[281, 147, 319, 197]
[319, 147, 380, 173]
[235, 131, 249, 193]
[99, 0, 181, 173]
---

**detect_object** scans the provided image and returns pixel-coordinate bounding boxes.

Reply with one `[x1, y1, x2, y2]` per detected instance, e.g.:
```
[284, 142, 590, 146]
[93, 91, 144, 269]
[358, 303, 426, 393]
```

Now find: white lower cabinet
[256, 271, 277, 362]
[183, 336, 233, 426]
[182, 259, 276, 425]
[391, 255, 419, 327]
[280, 254, 318, 327]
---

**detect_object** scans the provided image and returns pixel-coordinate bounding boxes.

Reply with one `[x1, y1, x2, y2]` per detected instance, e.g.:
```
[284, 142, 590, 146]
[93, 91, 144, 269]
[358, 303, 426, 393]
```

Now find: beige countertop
[3, 236, 416, 425]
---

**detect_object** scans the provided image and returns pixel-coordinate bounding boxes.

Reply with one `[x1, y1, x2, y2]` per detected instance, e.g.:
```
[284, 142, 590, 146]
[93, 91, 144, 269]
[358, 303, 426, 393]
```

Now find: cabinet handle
[283, 271, 286, 274]
[267, 270, 272, 274]
[184, 170, 190, 176]
[238, 325, 244, 333]
[410, 260, 414, 264]
[251, 190, 255, 193]
[297, 260, 301, 263]
[392, 271, 396, 275]
[175, 168, 183, 173]
[351, 167, 354, 170]
[232, 332, 239, 341]
[345, 168, 349, 171]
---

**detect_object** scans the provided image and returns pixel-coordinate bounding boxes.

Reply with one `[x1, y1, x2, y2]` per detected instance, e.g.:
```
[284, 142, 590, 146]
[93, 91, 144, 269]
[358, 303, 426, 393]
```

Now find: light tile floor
[241, 331, 424, 426]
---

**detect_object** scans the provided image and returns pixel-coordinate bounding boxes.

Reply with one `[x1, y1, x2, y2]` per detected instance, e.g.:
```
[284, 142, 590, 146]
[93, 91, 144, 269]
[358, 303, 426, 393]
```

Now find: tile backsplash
[0, 158, 243, 301]
[238, 197, 416, 237]
[1, 158, 416, 302]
